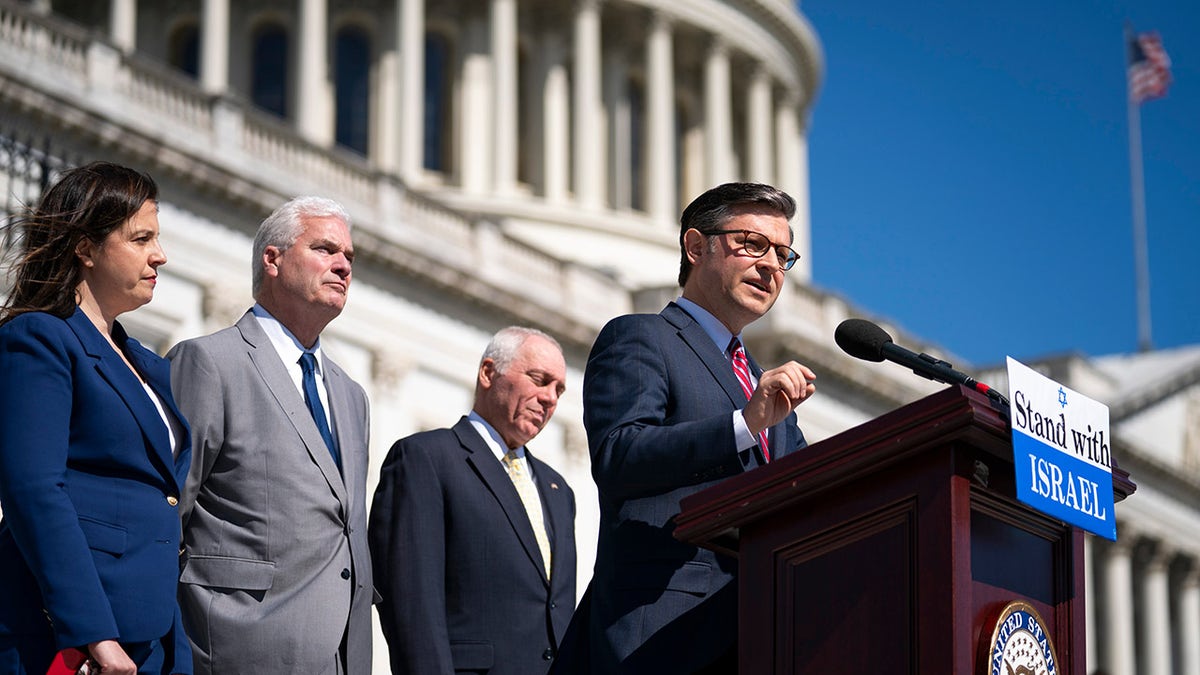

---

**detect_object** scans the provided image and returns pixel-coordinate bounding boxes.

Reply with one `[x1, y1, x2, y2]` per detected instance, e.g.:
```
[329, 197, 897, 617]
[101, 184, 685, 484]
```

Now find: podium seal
[986, 601, 1058, 675]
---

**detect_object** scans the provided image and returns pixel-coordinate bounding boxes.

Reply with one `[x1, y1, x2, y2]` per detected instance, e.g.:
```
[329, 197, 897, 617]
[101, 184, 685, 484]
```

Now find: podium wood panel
[676, 385, 1134, 675]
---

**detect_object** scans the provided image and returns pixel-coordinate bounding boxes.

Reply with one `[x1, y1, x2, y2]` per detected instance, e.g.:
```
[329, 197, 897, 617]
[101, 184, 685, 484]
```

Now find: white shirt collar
[251, 303, 325, 370]
[468, 410, 517, 462]
[675, 296, 739, 358]
[467, 411, 535, 480]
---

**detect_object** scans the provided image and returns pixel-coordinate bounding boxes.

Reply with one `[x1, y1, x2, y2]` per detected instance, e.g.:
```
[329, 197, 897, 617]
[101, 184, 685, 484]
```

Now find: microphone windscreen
[834, 318, 893, 362]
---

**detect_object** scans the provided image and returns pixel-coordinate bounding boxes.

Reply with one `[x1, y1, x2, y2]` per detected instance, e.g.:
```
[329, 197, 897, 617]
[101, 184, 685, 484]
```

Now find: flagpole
[1126, 26, 1153, 352]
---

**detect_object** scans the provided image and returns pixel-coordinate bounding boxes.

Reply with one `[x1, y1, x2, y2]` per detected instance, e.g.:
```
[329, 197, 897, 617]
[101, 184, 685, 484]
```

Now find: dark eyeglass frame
[701, 229, 800, 271]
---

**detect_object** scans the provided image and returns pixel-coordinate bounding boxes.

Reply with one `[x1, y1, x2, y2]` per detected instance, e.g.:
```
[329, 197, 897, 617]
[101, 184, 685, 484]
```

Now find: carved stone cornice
[202, 282, 247, 328]
[348, 226, 602, 354]
[371, 348, 415, 390]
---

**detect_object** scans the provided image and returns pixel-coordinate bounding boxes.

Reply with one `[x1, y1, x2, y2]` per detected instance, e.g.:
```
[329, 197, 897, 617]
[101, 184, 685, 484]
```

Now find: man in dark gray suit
[552, 182, 818, 673]
[169, 197, 373, 674]
[369, 326, 576, 675]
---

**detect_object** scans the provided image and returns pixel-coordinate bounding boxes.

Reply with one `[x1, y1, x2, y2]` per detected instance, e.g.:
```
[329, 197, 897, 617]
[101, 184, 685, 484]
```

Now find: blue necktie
[299, 352, 340, 470]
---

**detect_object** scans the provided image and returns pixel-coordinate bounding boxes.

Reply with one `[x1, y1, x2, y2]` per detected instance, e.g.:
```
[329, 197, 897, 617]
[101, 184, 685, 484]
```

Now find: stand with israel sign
[1007, 357, 1116, 541]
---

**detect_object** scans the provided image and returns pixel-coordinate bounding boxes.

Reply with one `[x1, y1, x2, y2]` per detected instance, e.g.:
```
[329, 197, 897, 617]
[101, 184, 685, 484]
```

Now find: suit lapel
[662, 303, 745, 407]
[66, 310, 180, 491]
[664, 303, 776, 466]
[124, 333, 192, 485]
[324, 361, 364, 498]
[235, 312, 350, 511]
[453, 418, 549, 585]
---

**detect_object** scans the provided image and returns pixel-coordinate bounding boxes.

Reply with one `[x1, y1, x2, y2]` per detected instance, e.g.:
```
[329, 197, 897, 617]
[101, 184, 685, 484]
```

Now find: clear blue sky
[803, 0, 1199, 366]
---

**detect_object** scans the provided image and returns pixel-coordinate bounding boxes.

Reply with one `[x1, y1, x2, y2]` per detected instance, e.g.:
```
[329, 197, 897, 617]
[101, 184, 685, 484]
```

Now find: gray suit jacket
[168, 311, 373, 675]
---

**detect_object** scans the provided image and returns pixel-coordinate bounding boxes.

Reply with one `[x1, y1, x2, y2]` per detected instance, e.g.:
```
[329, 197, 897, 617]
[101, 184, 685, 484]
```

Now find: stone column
[774, 96, 801, 194]
[296, 0, 333, 144]
[200, 0, 230, 93]
[746, 65, 773, 183]
[109, 0, 136, 52]
[397, 0, 425, 179]
[539, 33, 570, 204]
[645, 11, 676, 224]
[491, 0, 518, 194]
[521, 31, 546, 195]
[374, 35, 400, 170]
[1142, 543, 1174, 675]
[704, 39, 732, 186]
[459, 16, 493, 193]
[573, 0, 604, 208]
[1101, 537, 1137, 675]
[604, 48, 630, 210]
[1180, 560, 1200, 675]
[775, 95, 811, 279]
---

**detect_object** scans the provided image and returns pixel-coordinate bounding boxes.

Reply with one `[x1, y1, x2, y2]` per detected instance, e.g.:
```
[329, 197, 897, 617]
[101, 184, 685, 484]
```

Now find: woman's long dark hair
[1, 161, 158, 325]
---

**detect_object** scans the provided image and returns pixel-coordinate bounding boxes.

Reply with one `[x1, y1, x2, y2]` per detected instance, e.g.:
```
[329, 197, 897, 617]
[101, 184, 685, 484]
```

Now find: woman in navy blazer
[0, 163, 192, 674]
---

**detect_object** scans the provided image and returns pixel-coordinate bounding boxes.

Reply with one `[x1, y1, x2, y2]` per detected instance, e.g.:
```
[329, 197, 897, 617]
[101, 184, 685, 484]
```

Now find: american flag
[1127, 32, 1172, 104]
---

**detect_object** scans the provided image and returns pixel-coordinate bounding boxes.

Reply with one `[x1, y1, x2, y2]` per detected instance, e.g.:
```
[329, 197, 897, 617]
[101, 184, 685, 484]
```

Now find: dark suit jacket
[369, 416, 576, 675]
[552, 303, 806, 673]
[0, 309, 191, 674]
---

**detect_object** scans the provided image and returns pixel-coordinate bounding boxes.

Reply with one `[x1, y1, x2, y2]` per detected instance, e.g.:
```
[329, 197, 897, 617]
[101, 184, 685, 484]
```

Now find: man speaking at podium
[552, 182, 818, 673]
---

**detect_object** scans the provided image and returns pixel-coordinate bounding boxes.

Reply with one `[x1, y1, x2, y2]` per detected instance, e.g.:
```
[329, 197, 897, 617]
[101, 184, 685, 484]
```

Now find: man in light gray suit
[169, 196, 373, 674]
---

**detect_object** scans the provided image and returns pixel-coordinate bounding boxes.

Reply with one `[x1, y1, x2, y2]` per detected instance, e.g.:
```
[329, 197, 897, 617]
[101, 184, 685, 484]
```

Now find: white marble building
[0, 1, 1196, 673]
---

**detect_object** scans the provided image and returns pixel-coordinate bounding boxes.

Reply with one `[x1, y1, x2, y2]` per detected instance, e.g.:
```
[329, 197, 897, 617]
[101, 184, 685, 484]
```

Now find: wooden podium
[674, 385, 1135, 675]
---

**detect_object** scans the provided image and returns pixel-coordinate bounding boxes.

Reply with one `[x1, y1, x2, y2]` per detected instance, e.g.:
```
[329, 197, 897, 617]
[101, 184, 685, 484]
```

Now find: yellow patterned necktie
[503, 449, 551, 579]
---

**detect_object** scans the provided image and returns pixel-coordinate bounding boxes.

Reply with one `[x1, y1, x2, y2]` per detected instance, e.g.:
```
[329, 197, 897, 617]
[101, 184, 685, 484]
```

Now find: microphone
[834, 318, 1010, 407]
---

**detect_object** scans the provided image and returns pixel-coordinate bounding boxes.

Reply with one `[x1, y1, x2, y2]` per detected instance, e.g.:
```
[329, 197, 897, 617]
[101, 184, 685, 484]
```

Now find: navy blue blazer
[0, 308, 191, 673]
[369, 416, 576, 675]
[552, 303, 806, 673]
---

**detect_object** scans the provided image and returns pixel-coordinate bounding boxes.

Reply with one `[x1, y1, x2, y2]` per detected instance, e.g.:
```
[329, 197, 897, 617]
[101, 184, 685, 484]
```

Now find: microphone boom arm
[882, 342, 1010, 408]
[834, 318, 1011, 410]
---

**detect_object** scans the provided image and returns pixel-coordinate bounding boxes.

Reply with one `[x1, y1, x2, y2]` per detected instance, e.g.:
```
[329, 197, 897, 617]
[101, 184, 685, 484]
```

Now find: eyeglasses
[703, 229, 800, 271]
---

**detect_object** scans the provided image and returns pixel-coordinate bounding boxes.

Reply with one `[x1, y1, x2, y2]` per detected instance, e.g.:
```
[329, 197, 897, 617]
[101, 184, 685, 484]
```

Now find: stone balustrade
[0, 1, 628, 335]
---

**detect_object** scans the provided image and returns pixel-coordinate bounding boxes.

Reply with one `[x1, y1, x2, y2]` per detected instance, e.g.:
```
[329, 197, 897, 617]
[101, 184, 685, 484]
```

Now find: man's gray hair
[481, 326, 562, 374]
[251, 196, 351, 298]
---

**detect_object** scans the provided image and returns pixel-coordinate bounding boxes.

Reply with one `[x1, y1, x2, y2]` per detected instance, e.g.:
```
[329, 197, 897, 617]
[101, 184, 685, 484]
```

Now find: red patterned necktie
[729, 337, 770, 461]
